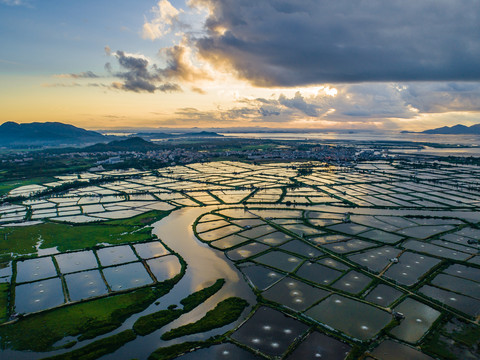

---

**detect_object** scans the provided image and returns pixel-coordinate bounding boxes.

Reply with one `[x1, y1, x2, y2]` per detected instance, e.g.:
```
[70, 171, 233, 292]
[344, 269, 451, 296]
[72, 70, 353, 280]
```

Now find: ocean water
[221, 131, 480, 145]
[221, 132, 480, 156]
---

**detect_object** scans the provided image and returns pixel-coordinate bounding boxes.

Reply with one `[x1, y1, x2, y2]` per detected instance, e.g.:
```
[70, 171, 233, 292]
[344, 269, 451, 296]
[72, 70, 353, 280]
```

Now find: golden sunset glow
[1, 0, 479, 131]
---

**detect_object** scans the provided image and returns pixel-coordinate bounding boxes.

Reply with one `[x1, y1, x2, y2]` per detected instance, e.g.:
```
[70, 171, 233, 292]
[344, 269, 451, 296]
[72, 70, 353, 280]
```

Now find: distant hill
[0, 121, 107, 146]
[136, 131, 223, 139]
[182, 131, 223, 137]
[82, 137, 161, 152]
[413, 124, 480, 135]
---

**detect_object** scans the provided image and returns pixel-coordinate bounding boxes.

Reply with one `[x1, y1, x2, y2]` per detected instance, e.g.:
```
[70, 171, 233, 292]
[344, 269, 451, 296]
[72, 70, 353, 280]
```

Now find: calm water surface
[3, 206, 255, 360]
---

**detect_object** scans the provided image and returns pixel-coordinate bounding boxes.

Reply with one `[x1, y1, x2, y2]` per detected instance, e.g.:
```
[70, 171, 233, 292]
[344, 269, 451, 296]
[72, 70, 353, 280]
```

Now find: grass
[161, 297, 248, 340]
[104, 210, 170, 227]
[421, 317, 480, 360]
[0, 158, 97, 189]
[0, 283, 8, 323]
[43, 329, 136, 360]
[0, 177, 56, 196]
[0, 276, 182, 352]
[133, 309, 184, 336]
[133, 278, 225, 336]
[447, 321, 480, 347]
[421, 331, 458, 360]
[148, 341, 210, 360]
[180, 279, 225, 312]
[0, 210, 169, 261]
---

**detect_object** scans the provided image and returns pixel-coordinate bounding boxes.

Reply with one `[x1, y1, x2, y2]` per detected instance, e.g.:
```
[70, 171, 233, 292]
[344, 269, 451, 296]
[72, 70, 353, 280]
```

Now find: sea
[219, 132, 480, 157]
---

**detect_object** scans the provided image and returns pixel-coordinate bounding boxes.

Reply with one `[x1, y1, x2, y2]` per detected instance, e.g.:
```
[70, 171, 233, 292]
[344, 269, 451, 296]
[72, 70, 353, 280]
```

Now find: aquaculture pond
[285, 331, 351, 360]
[262, 277, 330, 311]
[230, 306, 309, 357]
[239, 263, 285, 291]
[65, 269, 108, 301]
[2, 159, 480, 359]
[305, 294, 392, 341]
[389, 297, 441, 344]
[55, 250, 98, 273]
[14, 277, 65, 314]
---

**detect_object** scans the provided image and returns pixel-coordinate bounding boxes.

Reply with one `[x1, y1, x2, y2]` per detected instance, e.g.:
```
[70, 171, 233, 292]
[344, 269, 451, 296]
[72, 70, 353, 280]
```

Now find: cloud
[142, 0, 183, 40]
[86, 83, 110, 88]
[42, 82, 112, 89]
[173, 84, 419, 124]
[103, 47, 205, 93]
[191, 0, 480, 86]
[401, 82, 480, 113]
[323, 84, 417, 119]
[158, 82, 182, 92]
[279, 92, 318, 117]
[191, 86, 206, 94]
[53, 71, 99, 79]
[258, 106, 280, 117]
[109, 50, 163, 93]
[172, 106, 259, 124]
[159, 44, 211, 82]
[42, 82, 81, 88]
[0, 0, 28, 6]
[244, 82, 480, 123]
[167, 80, 480, 125]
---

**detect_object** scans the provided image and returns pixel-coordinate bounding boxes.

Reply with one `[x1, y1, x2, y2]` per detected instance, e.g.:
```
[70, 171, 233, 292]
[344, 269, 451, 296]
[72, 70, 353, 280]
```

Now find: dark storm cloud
[107, 50, 181, 93]
[193, 0, 480, 86]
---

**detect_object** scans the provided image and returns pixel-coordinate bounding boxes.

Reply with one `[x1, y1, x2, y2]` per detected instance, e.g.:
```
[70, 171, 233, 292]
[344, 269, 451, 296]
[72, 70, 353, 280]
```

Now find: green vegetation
[43, 329, 136, 360]
[0, 177, 56, 196]
[133, 308, 183, 336]
[240, 143, 280, 151]
[0, 283, 8, 323]
[447, 320, 480, 348]
[422, 318, 480, 359]
[0, 156, 97, 186]
[0, 277, 181, 352]
[421, 331, 458, 360]
[345, 345, 368, 360]
[297, 162, 314, 176]
[180, 279, 225, 312]
[0, 210, 169, 261]
[161, 297, 248, 340]
[148, 341, 209, 360]
[133, 278, 225, 336]
[103, 210, 169, 227]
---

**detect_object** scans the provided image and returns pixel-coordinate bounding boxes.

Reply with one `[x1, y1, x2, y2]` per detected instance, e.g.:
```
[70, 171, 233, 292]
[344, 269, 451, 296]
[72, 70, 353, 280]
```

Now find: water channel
[1, 206, 256, 360]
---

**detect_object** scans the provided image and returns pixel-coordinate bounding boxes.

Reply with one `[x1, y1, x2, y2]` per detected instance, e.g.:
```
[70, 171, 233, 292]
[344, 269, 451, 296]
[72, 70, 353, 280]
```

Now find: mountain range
[406, 124, 480, 135]
[0, 122, 224, 147]
[82, 137, 161, 152]
[0, 121, 107, 146]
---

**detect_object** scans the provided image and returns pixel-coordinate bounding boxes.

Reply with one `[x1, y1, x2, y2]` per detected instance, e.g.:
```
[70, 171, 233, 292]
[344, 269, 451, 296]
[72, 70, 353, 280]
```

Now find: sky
[1, 0, 480, 131]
